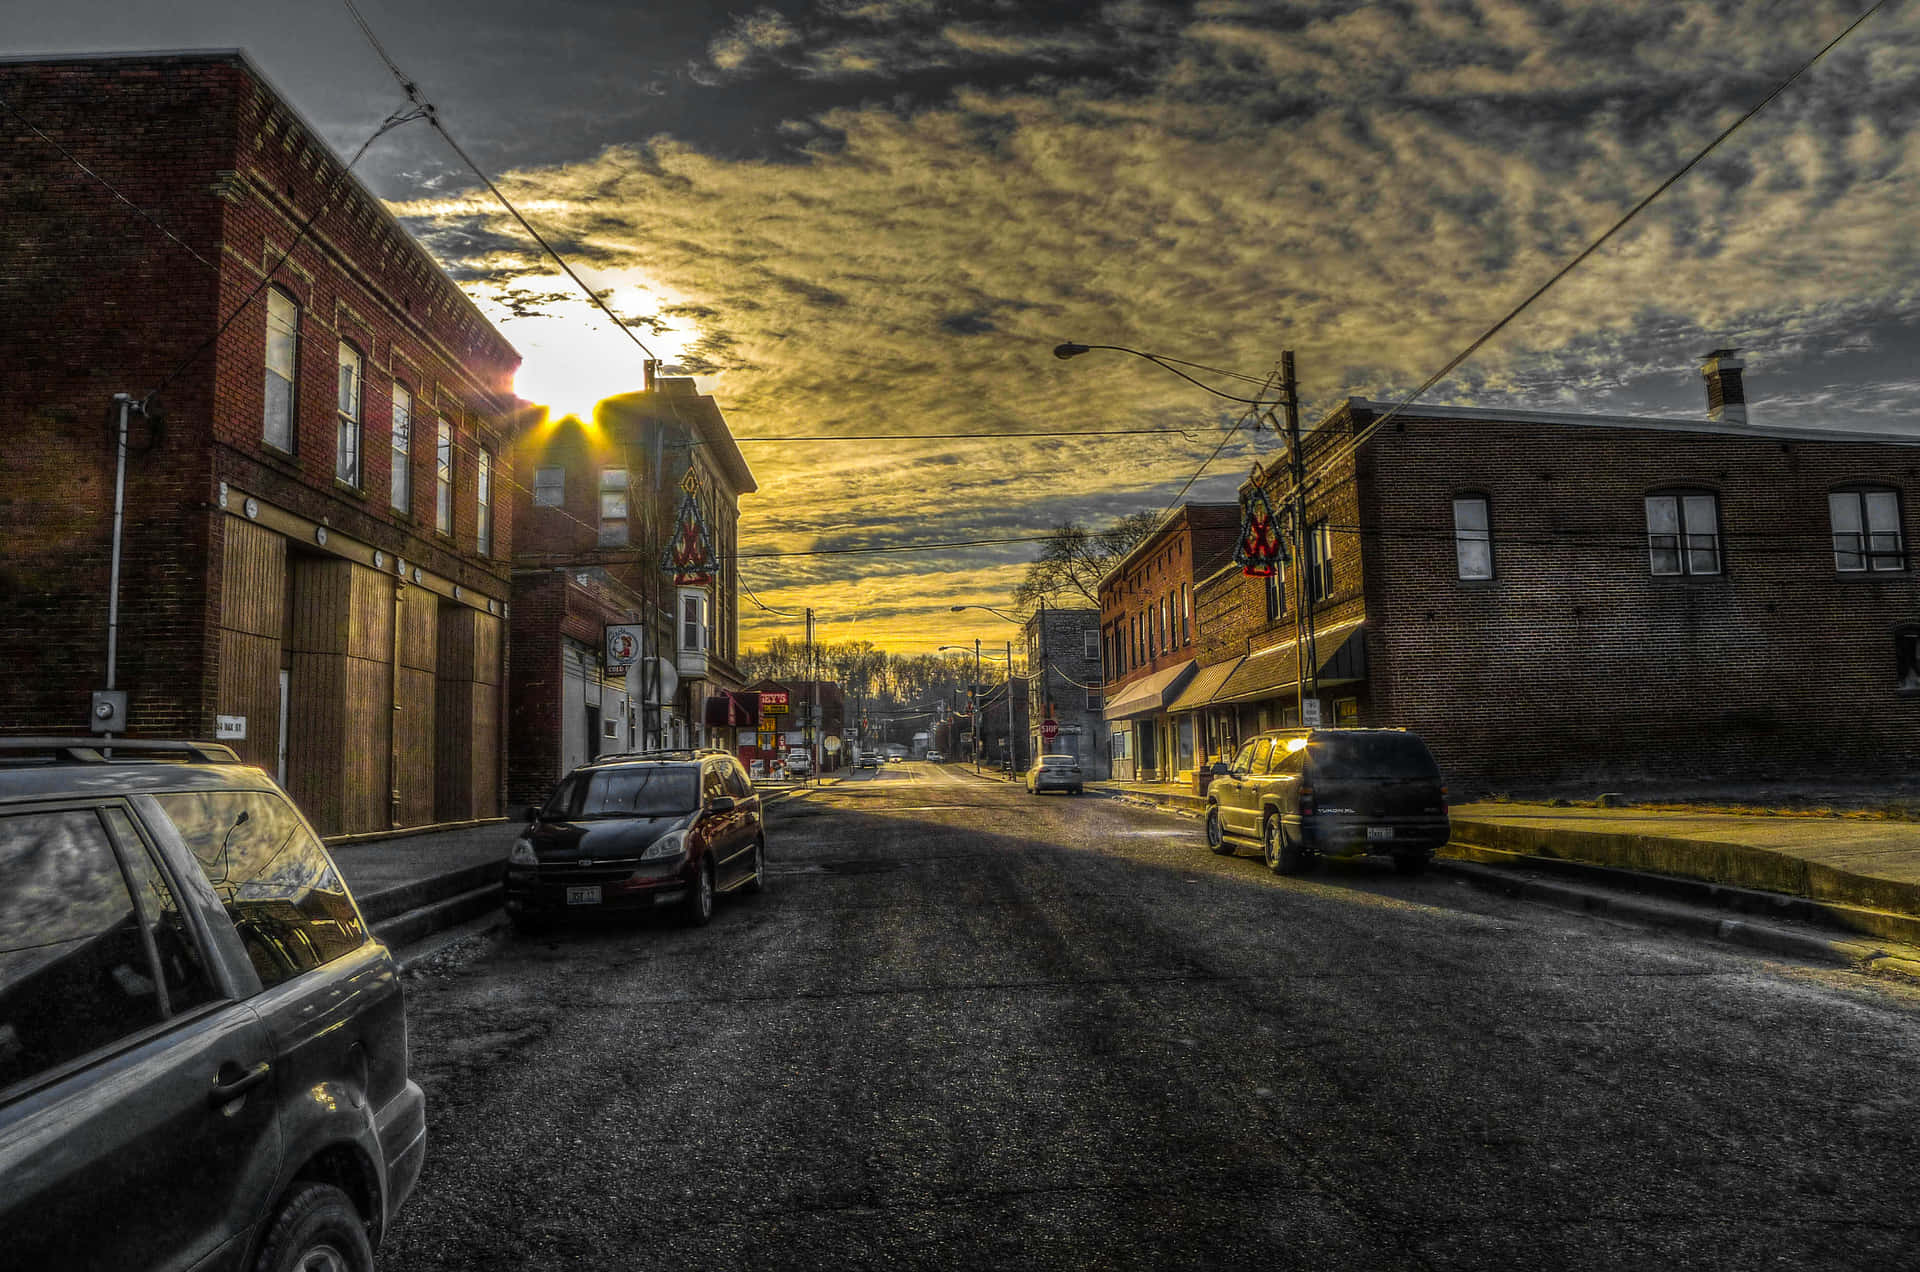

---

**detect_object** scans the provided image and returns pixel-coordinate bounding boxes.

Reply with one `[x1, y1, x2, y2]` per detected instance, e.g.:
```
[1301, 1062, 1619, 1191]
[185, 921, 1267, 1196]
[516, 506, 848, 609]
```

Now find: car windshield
[545, 767, 699, 819]
[1308, 734, 1441, 780]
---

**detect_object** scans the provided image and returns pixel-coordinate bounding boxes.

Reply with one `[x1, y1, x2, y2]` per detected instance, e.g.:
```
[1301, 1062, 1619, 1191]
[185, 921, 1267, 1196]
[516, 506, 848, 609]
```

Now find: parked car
[0, 737, 424, 1272]
[926, 751, 945, 763]
[1025, 753, 1083, 795]
[1203, 728, 1450, 875]
[506, 751, 766, 931]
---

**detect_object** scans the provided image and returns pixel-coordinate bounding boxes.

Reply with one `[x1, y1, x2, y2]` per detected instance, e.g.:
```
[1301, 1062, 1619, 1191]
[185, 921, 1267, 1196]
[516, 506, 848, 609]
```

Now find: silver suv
[0, 739, 424, 1271]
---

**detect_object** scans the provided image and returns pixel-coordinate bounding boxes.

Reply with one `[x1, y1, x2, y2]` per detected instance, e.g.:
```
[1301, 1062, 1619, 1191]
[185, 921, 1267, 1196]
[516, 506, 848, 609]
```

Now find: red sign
[1041, 718, 1059, 740]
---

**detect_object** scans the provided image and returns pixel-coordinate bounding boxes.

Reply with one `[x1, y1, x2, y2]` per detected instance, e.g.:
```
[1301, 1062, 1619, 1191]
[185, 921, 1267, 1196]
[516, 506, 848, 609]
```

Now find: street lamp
[1054, 339, 1317, 729]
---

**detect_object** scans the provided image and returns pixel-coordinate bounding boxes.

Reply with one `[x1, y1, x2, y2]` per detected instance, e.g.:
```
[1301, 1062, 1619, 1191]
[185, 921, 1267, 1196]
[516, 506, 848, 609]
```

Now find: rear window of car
[547, 767, 699, 818]
[1308, 734, 1441, 780]
[1041, 755, 1077, 767]
[155, 791, 367, 989]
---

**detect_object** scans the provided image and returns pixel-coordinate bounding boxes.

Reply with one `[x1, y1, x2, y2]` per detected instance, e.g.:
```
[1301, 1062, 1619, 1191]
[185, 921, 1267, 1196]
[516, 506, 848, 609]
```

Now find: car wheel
[1205, 806, 1233, 855]
[745, 837, 768, 894]
[684, 858, 716, 926]
[251, 1182, 372, 1272]
[1266, 813, 1308, 875]
[1392, 852, 1430, 877]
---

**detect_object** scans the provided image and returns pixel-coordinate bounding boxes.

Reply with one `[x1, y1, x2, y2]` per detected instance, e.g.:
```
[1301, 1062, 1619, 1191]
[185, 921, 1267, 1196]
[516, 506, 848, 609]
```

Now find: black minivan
[1205, 728, 1451, 875]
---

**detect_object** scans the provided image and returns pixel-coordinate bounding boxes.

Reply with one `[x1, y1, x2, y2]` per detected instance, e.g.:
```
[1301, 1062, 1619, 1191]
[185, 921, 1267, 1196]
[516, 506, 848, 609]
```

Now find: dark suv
[1205, 728, 1450, 875]
[0, 738, 424, 1272]
[505, 751, 766, 931]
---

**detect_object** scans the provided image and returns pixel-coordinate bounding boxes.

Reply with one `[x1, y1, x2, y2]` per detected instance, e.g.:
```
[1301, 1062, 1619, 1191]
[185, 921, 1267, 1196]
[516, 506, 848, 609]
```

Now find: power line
[342, 0, 659, 370]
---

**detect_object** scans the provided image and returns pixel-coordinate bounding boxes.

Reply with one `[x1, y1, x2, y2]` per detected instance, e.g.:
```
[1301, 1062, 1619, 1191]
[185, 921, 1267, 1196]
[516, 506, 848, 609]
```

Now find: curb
[1434, 860, 1920, 985]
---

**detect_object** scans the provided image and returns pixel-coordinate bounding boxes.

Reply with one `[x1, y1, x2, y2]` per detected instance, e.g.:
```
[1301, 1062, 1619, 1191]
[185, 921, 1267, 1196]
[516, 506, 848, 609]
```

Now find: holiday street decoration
[662, 465, 717, 585]
[1233, 463, 1286, 577]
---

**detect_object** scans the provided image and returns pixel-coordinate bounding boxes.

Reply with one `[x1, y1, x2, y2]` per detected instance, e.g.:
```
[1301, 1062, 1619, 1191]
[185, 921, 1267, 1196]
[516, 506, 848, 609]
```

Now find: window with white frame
[1645, 491, 1720, 576]
[1830, 489, 1905, 573]
[1083, 629, 1099, 660]
[1181, 584, 1191, 644]
[1453, 495, 1492, 580]
[476, 446, 494, 557]
[533, 466, 564, 507]
[435, 418, 454, 535]
[680, 592, 708, 651]
[335, 342, 362, 486]
[1306, 521, 1334, 603]
[598, 469, 629, 545]
[389, 382, 411, 513]
[263, 288, 298, 451]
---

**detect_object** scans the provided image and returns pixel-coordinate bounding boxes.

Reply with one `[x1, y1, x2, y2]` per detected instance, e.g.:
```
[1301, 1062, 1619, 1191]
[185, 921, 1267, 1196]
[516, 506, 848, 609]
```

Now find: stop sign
[1041, 718, 1059, 741]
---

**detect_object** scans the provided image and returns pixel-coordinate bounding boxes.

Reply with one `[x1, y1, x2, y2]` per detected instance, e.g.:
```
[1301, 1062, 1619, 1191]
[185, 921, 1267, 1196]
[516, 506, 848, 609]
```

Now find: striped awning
[1166, 657, 1244, 714]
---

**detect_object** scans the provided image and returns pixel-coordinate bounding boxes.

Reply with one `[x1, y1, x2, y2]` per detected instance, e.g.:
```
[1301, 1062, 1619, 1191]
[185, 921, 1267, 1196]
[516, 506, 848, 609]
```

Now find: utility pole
[1280, 350, 1317, 726]
[972, 638, 981, 774]
[1006, 638, 1015, 772]
[805, 607, 815, 785]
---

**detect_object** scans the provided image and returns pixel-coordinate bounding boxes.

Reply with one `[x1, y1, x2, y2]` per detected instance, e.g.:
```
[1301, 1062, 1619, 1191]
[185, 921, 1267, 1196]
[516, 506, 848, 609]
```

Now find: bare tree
[1012, 512, 1162, 609]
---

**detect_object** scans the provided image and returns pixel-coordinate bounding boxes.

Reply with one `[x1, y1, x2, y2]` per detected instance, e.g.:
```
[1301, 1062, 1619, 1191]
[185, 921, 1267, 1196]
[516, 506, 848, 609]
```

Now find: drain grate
[814, 859, 902, 875]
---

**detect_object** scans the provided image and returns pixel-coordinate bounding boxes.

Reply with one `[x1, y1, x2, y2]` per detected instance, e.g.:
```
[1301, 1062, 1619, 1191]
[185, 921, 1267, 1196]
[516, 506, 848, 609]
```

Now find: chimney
[1700, 348, 1746, 426]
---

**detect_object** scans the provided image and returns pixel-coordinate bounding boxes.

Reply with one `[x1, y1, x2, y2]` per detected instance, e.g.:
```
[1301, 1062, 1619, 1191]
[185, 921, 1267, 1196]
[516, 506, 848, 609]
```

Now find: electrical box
[90, 690, 127, 734]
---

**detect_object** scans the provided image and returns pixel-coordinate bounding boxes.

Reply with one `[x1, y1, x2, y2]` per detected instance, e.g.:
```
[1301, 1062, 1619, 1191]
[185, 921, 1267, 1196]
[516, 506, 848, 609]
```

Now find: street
[384, 763, 1920, 1271]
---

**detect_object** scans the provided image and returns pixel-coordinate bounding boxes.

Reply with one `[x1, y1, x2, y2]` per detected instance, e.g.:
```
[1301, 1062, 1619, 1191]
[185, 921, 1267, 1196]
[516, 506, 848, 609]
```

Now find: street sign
[1041, 718, 1059, 741]
[1302, 699, 1322, 727]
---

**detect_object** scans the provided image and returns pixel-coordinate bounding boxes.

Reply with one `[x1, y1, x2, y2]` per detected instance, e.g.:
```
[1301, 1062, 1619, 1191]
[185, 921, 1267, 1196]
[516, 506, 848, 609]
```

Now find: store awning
[704, 690, 759, 727]
[1166, 657, 1244, 714]
[1102, 660, 1197, 721]
[1211, 618, 1368, 707]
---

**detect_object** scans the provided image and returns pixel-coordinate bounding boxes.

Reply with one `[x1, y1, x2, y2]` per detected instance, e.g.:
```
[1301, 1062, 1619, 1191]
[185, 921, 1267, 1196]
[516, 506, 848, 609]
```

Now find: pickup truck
[0, 738, 424, 1272]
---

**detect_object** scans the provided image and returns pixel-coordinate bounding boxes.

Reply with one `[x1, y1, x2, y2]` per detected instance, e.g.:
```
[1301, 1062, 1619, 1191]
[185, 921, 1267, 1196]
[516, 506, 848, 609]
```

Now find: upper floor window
[1265, 561, 1286, 621]
[476, 446, 495, 557]
[263, 288, 299, 451]
[1453, 495, 1492, 580]
[1830, 489, 1905, 573]
[389, 383, 412, 513]
[335, 342, 363, 487]
[1181, 584, 1191, 644]
[1646, 491, 1719, 576]
[1306, 521, 1335, 604]
[1083, 629, 1099, 661]
[533, 467, 564, 507]
[599, 469, 629, 546]
[435, 418, 454, 535]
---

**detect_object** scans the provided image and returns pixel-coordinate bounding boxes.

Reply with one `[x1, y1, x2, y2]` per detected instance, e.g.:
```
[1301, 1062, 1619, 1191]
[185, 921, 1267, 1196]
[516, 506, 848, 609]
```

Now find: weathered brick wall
[1356, 408, 1920, 786]
[1098, 503, 1238, 691]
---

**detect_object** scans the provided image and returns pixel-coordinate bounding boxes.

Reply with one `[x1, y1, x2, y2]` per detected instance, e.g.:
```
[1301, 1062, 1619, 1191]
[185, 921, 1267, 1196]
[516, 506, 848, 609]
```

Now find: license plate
[566, 885, 602, 905]
[1366, 826, 1393, 841]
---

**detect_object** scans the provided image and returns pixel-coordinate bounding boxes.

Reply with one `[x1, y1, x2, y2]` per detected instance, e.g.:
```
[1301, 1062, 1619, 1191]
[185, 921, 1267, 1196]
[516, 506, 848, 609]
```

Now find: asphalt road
[383, 762, 1920, 1271]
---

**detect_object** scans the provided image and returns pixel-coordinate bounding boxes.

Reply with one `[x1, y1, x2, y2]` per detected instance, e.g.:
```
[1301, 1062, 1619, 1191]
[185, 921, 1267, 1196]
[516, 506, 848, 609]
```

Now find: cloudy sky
[13, 1, 1920, 652]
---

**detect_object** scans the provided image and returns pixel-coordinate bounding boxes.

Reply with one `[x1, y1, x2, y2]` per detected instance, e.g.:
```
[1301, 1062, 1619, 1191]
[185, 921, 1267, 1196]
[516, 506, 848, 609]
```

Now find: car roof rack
[0, 737, 243, 765]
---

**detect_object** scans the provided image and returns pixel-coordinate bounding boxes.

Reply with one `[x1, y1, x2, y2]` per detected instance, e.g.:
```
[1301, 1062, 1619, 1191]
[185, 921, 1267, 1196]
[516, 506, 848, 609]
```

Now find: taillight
[1298, 784, 1316, 817]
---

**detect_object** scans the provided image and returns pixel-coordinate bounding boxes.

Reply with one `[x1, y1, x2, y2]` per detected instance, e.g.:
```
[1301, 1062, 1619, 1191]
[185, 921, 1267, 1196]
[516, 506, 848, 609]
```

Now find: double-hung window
[1306, 522, 1334, 604]
[389, 383, 412, 513]
[533, 467, 564, 507]
[263, 288, 299, 451]
[476, 447, 494, 557]
[1453, 496, 1492, 580]
[335, 342, 362, 486]
[1265, 560, 1286, 621]
[435, 418, 454, 535]
[599, 469, 629, 545]
[1830, 489, 1905, 572]
[1181, 584, 1191, 644]
[1646, 492, 1720, 576]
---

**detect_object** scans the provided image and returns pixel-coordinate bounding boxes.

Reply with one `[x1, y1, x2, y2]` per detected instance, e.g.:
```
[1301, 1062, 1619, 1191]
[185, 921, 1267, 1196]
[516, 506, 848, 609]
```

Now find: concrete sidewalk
[328, 821, 518, 952]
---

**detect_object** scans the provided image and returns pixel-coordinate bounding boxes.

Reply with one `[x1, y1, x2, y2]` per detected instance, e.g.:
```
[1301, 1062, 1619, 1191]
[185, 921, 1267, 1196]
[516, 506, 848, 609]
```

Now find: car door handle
[208, 1060, 272, 1108]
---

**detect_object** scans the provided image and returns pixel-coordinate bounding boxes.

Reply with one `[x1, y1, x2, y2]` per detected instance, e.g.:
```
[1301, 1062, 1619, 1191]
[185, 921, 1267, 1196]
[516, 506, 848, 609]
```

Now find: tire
[1265, 813, 1308, 875]
[684, 858, 716, 926]
[1205, 806, 1233, 855]
[252, 1182, 372, 1272]
[1393, 852, 1430, 877]
[745, 837, 767, 895]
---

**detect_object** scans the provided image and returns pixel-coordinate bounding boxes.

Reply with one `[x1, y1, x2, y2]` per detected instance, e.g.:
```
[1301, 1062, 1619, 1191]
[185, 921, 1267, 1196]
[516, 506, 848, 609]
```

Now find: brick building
[0, 51, 519, 834]
[1096, 503, 1240, 780]
[1176, 354, 1920, 788]
[1023, 605, 1106, 776]
[508, 371, 756, 803]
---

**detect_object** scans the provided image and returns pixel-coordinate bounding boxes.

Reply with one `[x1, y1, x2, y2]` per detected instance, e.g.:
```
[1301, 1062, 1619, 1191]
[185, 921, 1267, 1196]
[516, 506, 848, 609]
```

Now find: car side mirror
[1209, 762, 1230, 777]
[708, 796, 737, 814]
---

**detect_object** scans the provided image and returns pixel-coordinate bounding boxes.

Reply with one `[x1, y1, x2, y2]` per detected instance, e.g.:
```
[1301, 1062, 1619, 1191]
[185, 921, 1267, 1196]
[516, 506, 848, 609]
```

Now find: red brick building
[1096, 503, 1240, 780]
[0, 52, 520, 834]
[1179, 355, 1920, 788]
[508, 372, 756, 803]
